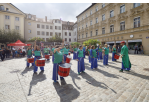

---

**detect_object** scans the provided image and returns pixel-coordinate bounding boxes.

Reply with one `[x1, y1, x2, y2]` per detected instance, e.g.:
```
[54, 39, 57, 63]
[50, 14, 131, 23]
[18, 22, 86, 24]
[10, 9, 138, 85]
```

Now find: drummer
[83, 45, 86, 58]
[33, 40, 44, 73]
[73, 45, 78, 60]
[44, 46, 50, 61]
[88, 46, 91, 63]
[51, 46, 55, 63]
[77, 45, 85, 75]
[26, 45, 34, 67]
[112, 45, 117, 61]
[103, 44, 109, 65]
[97, 45, 103, 60]
[90, 45, 98, 69]
[61, 45, 72, 63]
[52, 44, 64, 82]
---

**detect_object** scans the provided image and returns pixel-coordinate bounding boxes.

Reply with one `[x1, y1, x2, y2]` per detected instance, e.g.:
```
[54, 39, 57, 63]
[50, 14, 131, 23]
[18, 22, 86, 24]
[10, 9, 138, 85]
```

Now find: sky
[12, 3, 91, 23]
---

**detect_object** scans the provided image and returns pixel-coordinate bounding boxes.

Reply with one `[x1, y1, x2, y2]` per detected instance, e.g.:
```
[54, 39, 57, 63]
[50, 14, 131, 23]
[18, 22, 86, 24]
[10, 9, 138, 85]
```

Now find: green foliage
[27, 37, 45, 42]
[83, 39, 101, 48]
[47, 35, 62, 42]
[71, 42, 80, 47]
[0, 29, 25, 44]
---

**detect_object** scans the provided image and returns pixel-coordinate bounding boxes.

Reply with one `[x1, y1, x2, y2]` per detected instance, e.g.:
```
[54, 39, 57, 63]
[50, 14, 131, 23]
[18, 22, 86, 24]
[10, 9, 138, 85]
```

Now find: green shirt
[52, 48, 55, 53]
[104, 47, 109, 55]
[54, 51, 63, 63]
[98, 48, 102, 52]
[27, 49, 32, 56]
[92, 49, 97, 58]
[77, 49, 84, 57]
[44, 48, 49, 54]
[113, 48, 116, 53]
[34, 50, 41, 56]
[73, 48, 77, 51]
[88, 49, 90, 54]
[62, 48, 69, 54]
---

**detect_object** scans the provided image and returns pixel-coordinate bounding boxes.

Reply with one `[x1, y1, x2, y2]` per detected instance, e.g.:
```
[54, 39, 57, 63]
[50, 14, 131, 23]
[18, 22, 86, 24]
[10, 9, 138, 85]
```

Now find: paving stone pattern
[0, 54, 149, 102]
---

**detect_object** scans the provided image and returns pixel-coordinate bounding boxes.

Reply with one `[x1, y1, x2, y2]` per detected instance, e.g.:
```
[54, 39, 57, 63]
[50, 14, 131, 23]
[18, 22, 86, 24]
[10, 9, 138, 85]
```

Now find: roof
[62, 21, 74, 25]
[10, 3, 25, 14]
[76, 3, 96, 18]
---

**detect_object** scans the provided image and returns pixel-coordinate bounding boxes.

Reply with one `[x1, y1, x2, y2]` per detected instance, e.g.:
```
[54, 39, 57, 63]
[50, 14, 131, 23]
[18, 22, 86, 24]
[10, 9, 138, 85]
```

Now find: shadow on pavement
[21, 67, 33, 76]
[28, 71, 46, 96]
[53, 79, 80, 102]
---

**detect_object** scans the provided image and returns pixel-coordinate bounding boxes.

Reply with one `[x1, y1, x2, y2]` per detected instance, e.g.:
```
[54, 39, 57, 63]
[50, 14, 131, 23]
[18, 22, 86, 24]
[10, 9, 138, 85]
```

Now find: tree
[83, 39, 101, 48]
[27, 37, 45, 42]
[71, 42, 80, 47]
[47, 35, 62, 42]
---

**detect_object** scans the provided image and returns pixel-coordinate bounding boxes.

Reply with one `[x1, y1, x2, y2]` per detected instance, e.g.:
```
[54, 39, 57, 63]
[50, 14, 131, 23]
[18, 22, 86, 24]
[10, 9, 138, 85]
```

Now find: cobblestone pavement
[0, 53, 149, 102]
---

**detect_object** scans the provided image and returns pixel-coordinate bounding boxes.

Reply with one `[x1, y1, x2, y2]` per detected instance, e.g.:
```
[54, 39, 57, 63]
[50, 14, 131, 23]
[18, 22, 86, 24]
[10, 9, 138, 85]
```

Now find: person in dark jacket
[6, 48, 10, 58]
[0, 47, 5, 61]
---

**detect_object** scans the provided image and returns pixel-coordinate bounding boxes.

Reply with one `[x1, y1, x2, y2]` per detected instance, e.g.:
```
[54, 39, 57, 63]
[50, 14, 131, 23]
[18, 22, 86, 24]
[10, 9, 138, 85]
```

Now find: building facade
[25, 13, 62, 42]
[72, 22, 78, 43]
[76, 3, 149, 55]
[62, 21, 75, 44]
[0, 3, 25, 47]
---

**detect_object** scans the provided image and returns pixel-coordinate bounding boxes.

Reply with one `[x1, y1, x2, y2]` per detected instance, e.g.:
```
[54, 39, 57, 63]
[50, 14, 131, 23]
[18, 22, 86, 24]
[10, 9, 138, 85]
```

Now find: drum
[58, 63, 71, 77]
[114, 54, 120, 59]
[66, 55, 72, 63]
[35, 58, 46, 67]
[45, 54, 50, 59]
[27, 58, 34, 63]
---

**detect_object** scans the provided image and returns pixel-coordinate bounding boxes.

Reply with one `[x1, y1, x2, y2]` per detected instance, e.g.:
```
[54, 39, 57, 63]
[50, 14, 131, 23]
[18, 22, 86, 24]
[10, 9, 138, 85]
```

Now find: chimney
[45, 16, 47, 22]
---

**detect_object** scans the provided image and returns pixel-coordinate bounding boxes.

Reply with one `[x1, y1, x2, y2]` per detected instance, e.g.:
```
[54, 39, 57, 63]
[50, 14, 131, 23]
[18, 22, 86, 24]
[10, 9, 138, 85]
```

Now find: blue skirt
[88, 55, 91, 63]
[91, 58, 98, 69]
[112, 52, 116, 61]
[98, 52, 102, 60]
[78, 57, 85, 73]
[103, 54, 109, 65]
[73, 52, 77, 59]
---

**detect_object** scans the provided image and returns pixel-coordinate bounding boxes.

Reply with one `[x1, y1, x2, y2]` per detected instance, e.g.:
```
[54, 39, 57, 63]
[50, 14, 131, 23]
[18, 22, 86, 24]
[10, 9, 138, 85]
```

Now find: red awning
[7, 40, 31, 46]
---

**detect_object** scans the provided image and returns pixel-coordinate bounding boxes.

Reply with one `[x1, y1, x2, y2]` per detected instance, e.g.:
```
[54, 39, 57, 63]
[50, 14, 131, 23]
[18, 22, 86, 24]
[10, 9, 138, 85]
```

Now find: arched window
[0, 5, 5, 10]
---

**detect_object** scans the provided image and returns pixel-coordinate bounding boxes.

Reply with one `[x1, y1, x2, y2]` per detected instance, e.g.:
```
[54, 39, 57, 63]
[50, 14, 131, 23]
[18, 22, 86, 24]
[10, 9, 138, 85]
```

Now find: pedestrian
[119, 41, 131, 72]
[134, 44, 138, 54]
[26, 45, 34, 67]
[90, 45, 98, 69]
[6, 47, 10, 58]
[117, 45, 121, 53]
[112, 45, 117, 61]
[22, 47, 26, 57]
[140, 45, 144, 54]
[103, 44, 109, 65]
[44, 46, 50, 61]
[77, 45, 85, 75]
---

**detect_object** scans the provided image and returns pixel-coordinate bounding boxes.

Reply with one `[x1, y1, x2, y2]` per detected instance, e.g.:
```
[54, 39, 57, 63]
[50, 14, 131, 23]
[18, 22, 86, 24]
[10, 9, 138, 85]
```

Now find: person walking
[6, 48, 10, 58]
[134, 44, 138, 54]
[140, 45, 144, 54]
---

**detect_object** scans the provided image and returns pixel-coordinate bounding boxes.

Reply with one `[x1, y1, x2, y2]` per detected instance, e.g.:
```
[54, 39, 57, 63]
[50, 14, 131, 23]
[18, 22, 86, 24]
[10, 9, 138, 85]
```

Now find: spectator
[140, 45, 144, 54]
[12, 47, 16, 58]
[6, 47, 10, 58]
[117, 45, 121, 53]
[134, 44, 138, 54]
[0, 47, 5, 61]
[22, 47, 26, 57]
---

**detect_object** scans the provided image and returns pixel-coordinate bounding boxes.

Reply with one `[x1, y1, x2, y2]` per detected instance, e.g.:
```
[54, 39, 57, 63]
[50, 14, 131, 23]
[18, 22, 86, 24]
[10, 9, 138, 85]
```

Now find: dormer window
[6, 8, 9, 11]
[67, 22, 69, 25]
[0, 5, 5, 10]
[28, 14, 32, 18]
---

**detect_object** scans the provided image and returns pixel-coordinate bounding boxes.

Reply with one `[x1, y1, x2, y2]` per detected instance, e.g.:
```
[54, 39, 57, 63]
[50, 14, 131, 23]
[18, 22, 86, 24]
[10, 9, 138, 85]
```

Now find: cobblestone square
[0, 54, 149, 102]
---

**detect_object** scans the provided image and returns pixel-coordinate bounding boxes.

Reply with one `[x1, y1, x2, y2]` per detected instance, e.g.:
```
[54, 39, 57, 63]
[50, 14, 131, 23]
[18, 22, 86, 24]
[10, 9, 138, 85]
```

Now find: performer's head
[35, 45, 40, 51]
[100, 45, 102, 48]
[88, 46, 90, 49]
[105, 44, 108, 48]
[55, 45, 60, 52]
[91, 45, 95, 49]
[113, 45, 116, 48]
[79, 45, 83, 50]
[28, 45, 31, 49]
[121, 41, 125, 46]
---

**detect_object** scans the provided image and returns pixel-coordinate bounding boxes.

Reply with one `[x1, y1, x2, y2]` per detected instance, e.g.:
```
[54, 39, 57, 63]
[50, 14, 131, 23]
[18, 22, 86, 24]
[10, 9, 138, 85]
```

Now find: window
[75, 32, 76, 35]
[46, 25, 49, 29]
[120, 4, 125, 14]
[37, 31, 40, 35]
[69, 38, 71, 42]
[90, 31, 92, 37]
[46, 32, 49, 36]
[110, 10, 114, 18]
[5, 25, 10, 29]
[42, 25, 44, 29]
[110, 25, 114, 33]
[55, 20, 57, 23]
[96, 30, 98, 36]
[55, 26, 57, 29]
[79, 27, 80, 30]
[55, 32, 58, 36]
[102, 3, 105, 8]
[28, 14, 31, 18]
[15, 17, 19, 21]
[96, 18, 98, 23]
[50, 32, 53, 36]
[59, 26, 61, 30]
[42, 31, 45, 35]
[134, 17, 140, 28]
[59, 33, 61, 37]
[50, 26, 53, 29]
[90, 10, 92, 15]
[96, 6, 98, 12]
[42, 38, 45, 41]
[28, 22, 31, 25]
[134, 3, 140, 8]
[82, 25, 83, 29]
[82, 16, 83, 20]
[102, 14, 105, 21]
[74, 38, 76, 41]
[0, 5, 5, 10]
[65, 32, 67, 36]
[86, 13, 88, 18]
[86, 23, 88, 27]
[120, 22, 125, 31]
[86, 33, 88, 38]
[28, 30, 31, 33]
[90, 21, 92, 26]
[102, 28, 105, 34]
[65, 38, 67, 42]
[46, 38, 49, 42]
[79, 35, 80, 39]
[5, 15, 9, 19]
[37, 24, 40, 28]
[15, 26, 19, 30]
[82, 34, 84, 38]
[6, 8, 9, 11]
[69, 32, 71, 36]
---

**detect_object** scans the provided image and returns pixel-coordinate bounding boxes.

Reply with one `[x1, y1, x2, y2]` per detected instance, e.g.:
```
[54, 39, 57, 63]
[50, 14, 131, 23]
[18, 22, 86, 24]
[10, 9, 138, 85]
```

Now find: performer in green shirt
[44, 46, 49, 61]
[97, 45, 103, 60]
[112, 45, 117, 61]
[73, 45, 78, 59]
[103, 44, 109, 65]
[77, 45, 85, 75]
[90, 45, 98, 69]
[61, 45, 71, 63]
[119, 41, 131, 72]
[26, 45, 34, 67]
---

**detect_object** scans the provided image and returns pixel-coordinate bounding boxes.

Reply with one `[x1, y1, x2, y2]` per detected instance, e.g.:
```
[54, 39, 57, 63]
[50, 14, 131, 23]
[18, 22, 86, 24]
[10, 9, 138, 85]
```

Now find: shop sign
[146, 37, 149, 39]
[130, 35, 134, 38]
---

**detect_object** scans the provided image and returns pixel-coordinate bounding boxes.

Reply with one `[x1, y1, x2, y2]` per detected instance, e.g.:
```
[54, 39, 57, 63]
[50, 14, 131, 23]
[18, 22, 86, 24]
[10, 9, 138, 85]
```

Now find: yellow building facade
[0, 3, 25, 47]
[76, 3, 149, 55]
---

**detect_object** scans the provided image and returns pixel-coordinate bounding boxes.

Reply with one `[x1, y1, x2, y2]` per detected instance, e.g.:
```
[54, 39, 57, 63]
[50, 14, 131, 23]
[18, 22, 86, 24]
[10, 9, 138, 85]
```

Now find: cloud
[12, 3, 91, 22]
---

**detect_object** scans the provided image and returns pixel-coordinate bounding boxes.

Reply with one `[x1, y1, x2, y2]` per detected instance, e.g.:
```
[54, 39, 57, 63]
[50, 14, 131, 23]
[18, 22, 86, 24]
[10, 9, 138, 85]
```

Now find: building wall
[73, 23, 78, 42]
[77, 3, 149, 54]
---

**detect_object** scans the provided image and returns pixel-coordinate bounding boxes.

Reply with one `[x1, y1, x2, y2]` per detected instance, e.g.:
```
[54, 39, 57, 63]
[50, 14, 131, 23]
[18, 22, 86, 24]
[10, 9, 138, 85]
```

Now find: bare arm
[54, 48, 59, 53]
